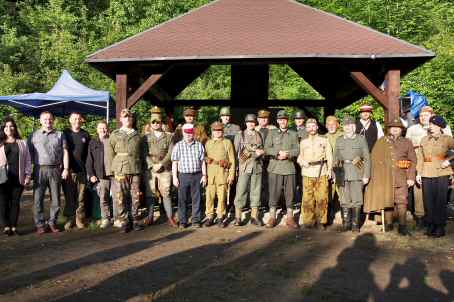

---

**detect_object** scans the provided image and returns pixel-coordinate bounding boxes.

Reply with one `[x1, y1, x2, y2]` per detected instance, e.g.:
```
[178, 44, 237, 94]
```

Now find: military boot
[396, 206, 410, 236]
[250, 207, 264, 227]
[204, 216, 215, 227]
[414, 216, 425, 231]
[75, 216, 86, 229]
[424, 224, 436, 237]
[234, 208, 242, 226]
[341, 207, 352, 232]
[432, 225, 446, 238]
[351, 207, 361, 232]
[266, 208, 277, 228]
[285, 208, 299, 229]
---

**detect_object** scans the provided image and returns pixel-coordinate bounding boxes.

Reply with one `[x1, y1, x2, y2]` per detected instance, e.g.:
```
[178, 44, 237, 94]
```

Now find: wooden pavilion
[86, 0, 434, 123]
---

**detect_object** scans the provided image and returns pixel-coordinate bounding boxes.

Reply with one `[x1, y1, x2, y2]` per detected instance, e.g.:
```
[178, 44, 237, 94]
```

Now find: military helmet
[219, 106, 231, 116]
[276, 110, 289, 120]
[386, 117, 405, 129]
[257, 109, 270, 118]
[244, 114, 257, 123]
[211, 121, 224, 131]
[294, 110, 305, 119]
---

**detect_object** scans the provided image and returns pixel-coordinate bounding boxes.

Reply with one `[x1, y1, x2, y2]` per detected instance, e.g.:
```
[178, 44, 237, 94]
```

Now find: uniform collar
[278, 128, 288, 133]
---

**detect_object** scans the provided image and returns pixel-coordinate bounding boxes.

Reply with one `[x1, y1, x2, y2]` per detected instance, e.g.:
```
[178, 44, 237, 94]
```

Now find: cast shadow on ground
[0, 230, 194, 294]
[304, 233, 452, 302]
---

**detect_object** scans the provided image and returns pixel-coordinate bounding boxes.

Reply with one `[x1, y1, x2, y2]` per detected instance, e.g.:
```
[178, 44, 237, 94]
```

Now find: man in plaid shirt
[172, 124, 207, 228]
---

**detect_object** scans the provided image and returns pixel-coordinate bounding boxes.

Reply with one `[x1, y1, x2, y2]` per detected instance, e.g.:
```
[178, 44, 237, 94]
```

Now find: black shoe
[398, 225, 411, 236]
[204, 217, 215, 227]
[179, 222, 189, 229]
[234, 219, 242, 226]
[424, 224, 436, 237]
[217, 217, 227, 228]
[351, 207, 361, 233]
[10, 228, 20, 236]
[341, 208, 352, 232]
[385, 224, 394, 232]
[433, 226, 446, 238]
[133, 222, 144, 231]
[250, 217, 264, 227]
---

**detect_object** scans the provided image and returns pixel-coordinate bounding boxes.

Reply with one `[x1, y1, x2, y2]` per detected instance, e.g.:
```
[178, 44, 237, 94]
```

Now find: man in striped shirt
[172, 124, 207, 228]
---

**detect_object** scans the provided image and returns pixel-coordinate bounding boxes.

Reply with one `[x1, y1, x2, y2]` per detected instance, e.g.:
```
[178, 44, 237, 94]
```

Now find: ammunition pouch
[239, 148, 252, 163]
[206, 157, 214, 164]
[352, 157, 364, 170]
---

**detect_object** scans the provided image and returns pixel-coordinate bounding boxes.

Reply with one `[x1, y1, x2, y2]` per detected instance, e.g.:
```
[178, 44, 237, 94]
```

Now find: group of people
[0, 104, 452, 238]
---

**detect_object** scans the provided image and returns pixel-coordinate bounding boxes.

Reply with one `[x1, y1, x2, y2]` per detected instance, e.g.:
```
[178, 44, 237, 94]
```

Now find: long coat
[363, 136, 416, 212]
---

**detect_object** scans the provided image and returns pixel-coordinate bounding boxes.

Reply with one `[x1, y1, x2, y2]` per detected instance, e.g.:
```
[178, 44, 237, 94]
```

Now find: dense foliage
[0, 0, 452, 136]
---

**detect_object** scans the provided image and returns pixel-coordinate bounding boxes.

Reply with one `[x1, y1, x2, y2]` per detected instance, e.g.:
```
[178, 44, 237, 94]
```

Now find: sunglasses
[151, 121, 161, 124]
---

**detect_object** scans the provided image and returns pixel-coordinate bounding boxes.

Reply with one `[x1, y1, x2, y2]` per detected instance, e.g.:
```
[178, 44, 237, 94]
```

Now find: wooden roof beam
[350, 71, 387, 108]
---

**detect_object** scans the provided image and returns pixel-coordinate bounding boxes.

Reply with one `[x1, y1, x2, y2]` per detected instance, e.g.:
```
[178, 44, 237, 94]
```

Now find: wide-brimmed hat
[211, 121, 224, 131]
[359, 104, 373, 113]
[386, 117, 405, 129]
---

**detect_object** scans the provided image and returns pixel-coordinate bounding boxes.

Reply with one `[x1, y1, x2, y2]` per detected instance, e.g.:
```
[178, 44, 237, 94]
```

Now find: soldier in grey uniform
[333, 116, 370, 232]
[106, 109, 144, 233]
[233, 114, 264, 226]
[219, 106, 240, 142]
[264, 110, 300, 229]
[294, 110, 308, 142]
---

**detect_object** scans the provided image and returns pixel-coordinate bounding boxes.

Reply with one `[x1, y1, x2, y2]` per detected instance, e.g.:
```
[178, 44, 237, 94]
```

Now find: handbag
[0, 165, 8, 184]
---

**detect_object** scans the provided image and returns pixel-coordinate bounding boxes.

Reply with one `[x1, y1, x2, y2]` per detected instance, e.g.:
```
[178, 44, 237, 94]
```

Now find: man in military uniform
[333, 116, 370, 232]
[265, 110, 300, 229]
[234, 114, 265, 226]
[173, 107, 208, 144]
[364, 118, 416, 236]
[325, 115, 343, 224]
[219, 107, 240, 142]
[294, 110, 308, 142]
[106, 109, 144, 233]
[256, 109, 276, 210]
[204, 122, 236, 227]
[142, 107, 176, 227]
[298, 118, 333, 230]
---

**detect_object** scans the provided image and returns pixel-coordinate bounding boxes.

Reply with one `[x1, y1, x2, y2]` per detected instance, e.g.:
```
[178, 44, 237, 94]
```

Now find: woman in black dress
[0, 117, 32, 235]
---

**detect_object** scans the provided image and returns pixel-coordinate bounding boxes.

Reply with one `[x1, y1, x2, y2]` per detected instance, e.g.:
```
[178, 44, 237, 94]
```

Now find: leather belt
[424, 156, 447, 162]
[308, 160, 327, 166]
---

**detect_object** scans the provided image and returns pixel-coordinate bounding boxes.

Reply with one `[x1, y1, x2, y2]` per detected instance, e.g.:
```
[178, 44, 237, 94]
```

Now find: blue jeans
[178, 172, 202, 225]
[33, 166, 61, 227]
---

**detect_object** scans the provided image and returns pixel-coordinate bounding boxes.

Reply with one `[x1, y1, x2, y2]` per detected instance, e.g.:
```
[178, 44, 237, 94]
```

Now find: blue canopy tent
[0, 70, 115, 121]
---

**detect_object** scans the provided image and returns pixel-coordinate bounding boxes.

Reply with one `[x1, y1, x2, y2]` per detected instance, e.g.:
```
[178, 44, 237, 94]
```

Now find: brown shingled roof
[87, 0, 433, 63]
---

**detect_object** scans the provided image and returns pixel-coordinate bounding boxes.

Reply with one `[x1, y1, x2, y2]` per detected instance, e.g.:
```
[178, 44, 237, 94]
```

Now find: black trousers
[268, 173, 296, 209]
[177, 172, 202, 225]
[0, 177, 24, 228]
[422, 176, 449, 227]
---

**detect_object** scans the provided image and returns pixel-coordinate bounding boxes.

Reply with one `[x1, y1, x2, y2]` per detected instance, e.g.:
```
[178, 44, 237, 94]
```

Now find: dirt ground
[0, 192, 453, 302]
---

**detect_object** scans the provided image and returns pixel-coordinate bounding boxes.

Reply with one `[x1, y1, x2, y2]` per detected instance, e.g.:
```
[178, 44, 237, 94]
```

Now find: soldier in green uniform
[264, 110, 300, 228]
[142, 107, 176, 227]
[233, 114, 265, 226]
[333, 116, 370, 232]
[204, 122, 236, 227]
[219, 107, 240, 142]
[106, 109, 144, 233]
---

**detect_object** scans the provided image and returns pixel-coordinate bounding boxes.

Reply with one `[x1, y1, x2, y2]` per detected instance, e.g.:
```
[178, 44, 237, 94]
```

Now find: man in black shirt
[63, 112, 90, 230]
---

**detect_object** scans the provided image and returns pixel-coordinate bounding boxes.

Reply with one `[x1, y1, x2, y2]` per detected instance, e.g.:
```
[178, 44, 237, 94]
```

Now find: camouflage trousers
[111, 174, 141, 224]
[63, 172, 86, 221]
[301, 175, 329, 226]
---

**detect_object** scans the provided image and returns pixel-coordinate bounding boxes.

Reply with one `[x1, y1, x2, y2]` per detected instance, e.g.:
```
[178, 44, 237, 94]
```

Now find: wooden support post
[127, 74, 162, 108]
[350, 72, 387, 108]
[384, 70, 401, 123]
[115, 74, 128, 125]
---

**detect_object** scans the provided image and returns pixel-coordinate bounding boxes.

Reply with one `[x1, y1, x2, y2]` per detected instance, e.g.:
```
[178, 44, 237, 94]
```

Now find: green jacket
[264, 128, 299, 175]
[106, 129, 142, 176]
[333, 134, 370, 180]
[141, 131, 173, 171]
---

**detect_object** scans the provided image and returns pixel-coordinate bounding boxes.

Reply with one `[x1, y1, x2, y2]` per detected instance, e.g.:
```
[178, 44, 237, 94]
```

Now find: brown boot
[286, 209, 299, 229]
[234, 208, 242, 226]
[266, 208, 277, 228]
[250, 207, 264, 227]
[75, 217, 85, 229]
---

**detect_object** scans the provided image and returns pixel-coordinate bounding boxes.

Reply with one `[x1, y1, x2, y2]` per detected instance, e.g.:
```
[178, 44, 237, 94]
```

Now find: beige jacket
[297, 134, 333, 177]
